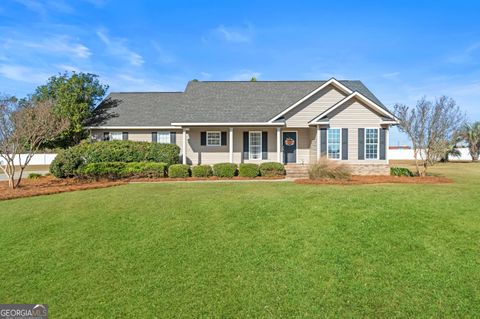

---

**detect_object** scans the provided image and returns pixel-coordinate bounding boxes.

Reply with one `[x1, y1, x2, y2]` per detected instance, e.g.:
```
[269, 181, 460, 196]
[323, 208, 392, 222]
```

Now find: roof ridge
[110, 91, 184, 94]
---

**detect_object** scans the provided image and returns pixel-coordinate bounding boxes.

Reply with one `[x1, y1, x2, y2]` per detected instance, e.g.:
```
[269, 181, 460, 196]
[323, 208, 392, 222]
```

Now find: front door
[283, 132, 297, 164]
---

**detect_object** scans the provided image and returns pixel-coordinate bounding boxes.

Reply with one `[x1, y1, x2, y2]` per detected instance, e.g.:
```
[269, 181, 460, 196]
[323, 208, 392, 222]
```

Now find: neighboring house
[87, 78, 398, 175]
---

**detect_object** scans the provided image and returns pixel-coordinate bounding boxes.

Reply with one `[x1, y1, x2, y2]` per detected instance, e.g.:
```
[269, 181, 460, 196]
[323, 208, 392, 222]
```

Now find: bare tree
[0, 96, 68, 189]
[394, 96, 465, 176]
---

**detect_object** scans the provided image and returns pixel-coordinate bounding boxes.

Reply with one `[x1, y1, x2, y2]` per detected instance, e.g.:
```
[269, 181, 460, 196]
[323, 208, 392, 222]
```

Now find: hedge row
[75, 161, 285, 180]
[50, 141, 179, 178]
[77, 162, 167, 179]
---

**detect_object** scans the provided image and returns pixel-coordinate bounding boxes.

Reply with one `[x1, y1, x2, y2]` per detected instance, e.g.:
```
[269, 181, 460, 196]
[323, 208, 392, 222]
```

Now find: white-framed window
[158, 131, 171, 144]
[249, 131, 262, 160]
[207, 131, 221, 146]
[365, 128, 379, 159]
[327, 128, 341, 160]
[110, 132, 123, 141]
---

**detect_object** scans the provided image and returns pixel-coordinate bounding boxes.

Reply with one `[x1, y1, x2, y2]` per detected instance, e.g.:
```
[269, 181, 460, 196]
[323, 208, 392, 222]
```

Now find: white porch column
[276, 127, 281, 163]
[316, 125, 321, 160]
[229, 127, 234, 163]
[182, 128, 187, 164]
[386, 127, 390, 163]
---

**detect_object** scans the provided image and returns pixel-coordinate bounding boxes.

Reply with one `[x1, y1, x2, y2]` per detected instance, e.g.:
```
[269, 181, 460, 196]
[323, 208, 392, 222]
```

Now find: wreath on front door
[284, 137, 295, 146]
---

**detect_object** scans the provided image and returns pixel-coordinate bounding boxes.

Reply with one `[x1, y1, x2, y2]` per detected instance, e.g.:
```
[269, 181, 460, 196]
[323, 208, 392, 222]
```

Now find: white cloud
[229, 70, 261, 81]
[15, 0, 73, 16]
[1, 36, 91, 59]
[97, 28, 144, 66]
[0, 64, 50, 83]
[211, 23, 255, 43]
[382, 72, 400, 80]
[445, 42, 480, 64]
[102, 73, 176, 92]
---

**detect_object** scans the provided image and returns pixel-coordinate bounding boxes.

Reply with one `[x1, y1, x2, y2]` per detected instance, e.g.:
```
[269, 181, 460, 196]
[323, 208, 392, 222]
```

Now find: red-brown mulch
[295, 175, 453, 185]
[131, 176, 286, 182]
[0, 177, 127, 201]
[0, 176, 286, 201]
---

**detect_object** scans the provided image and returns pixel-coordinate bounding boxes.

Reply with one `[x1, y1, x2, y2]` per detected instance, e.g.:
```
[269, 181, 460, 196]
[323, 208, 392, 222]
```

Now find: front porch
[180, 126, 317, 166]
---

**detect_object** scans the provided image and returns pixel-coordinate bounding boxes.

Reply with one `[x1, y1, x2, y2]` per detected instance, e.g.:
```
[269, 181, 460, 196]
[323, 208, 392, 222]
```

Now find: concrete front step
[285, 164, 309, 178]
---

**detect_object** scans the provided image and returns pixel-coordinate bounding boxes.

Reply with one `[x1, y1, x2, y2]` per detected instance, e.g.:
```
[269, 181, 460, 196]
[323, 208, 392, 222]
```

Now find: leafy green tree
[459, 121, 480, 161]
[35, 72, 108, 147]
[250, 77, 257, 82]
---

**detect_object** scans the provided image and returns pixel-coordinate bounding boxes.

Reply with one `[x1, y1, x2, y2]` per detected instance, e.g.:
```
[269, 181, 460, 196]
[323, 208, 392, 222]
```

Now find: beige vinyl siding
[328, 99, 387, 164]
[90, 129, 183, 147]
[185, 127, 280, 165]
[285, 86, 346, 128]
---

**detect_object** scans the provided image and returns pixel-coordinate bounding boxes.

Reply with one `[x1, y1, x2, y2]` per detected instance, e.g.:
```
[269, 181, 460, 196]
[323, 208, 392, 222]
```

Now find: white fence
[389, 147, 473, 161]
[0, 154, 57, 166]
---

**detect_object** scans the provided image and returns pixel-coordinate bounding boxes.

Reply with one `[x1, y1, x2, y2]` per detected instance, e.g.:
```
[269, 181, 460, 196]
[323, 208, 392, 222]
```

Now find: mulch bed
[295, 175, 453, 185]
[131, 176, 286, 182]
[0, 177, 127, 201]
[0, 176, 286, 201]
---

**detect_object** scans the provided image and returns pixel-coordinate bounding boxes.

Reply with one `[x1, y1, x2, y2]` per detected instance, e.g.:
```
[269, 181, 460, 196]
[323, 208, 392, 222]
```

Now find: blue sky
[1, 0, 479, 144]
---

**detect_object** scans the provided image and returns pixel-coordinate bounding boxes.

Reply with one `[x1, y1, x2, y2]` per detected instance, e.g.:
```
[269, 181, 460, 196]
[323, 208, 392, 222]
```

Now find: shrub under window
[168, 164, 191, 178]
[212, 163, 237, 178]
[259, 162, 285, 177]
[191, 165, 213, 178]
[238, 163, 259, 177]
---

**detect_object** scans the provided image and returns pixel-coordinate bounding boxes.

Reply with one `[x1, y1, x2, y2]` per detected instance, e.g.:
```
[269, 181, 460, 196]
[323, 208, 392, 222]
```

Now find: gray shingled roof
[90, 80, 387, 127]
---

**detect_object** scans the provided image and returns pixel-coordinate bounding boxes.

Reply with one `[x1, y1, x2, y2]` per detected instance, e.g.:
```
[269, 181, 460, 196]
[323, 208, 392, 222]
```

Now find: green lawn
[0, 163, 479, 317]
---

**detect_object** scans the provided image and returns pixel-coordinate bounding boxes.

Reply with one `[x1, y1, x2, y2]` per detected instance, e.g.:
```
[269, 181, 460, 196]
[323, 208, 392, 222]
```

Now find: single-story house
[87, 78, 398, 175]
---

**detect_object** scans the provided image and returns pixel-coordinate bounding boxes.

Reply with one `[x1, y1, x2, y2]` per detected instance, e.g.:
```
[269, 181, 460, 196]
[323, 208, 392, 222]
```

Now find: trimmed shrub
[308, 157, 352, 180]
[168, 164, 190, 178]
[259, 162, 285, 177]
[50, 141, 179, 178]
[28, 173, 42, 179]
[77, 162, 127, 180]
[390, 167, 414, 177]
[125, 162, 167, 178]
[191, 165, 213, 178]
[238, 163, 259, 178]
[212, 163, 237, 178]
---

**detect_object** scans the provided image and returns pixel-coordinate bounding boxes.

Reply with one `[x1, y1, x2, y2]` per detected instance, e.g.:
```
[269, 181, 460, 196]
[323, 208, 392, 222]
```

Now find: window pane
[327, 128, 341, 159]
[365, 129, 378, 159]
[249, 132, 262, 160]
[158, 132, 171, 144]
[207, 132, 221, 146]
[110, 132, 123, 141]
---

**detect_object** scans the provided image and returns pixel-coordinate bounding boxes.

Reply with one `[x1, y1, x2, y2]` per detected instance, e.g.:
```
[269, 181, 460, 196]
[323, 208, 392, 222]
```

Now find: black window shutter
[243, 131, 249, 160]
[200, 132, 206, 146]
[170, 132, 176, 144]
[358, 128, 365, 160]
[320, 128, 327, 156]
[342, 128, 348, 160]
[103, 132, 110, 141]
[221, 132, 227, 146]
[122, 132, 128, 141]
[262, 131, 268, 160]
[380, 128, 386, 160]
[151, 132, 157, 143]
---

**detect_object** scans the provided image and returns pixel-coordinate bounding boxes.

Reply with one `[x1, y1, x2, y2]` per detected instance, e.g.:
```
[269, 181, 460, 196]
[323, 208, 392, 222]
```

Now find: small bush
[308, 157, 352, 180]
[390, 167, 414, 177]
[168, 164, 190, 178]
[191, 165, 213, 178]
[77, 162, 127, 180]
[212, 163, 237, 178]
[28, 173, 42, 179]
[238, 163, 259, 177]
[125, 162, 167, 178]
[259, 162, 285, 177]
[50, 140, 180, 178]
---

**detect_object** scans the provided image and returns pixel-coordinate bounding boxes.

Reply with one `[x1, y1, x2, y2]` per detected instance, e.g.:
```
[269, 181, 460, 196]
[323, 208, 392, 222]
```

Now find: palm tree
[459, 121, 480, 161]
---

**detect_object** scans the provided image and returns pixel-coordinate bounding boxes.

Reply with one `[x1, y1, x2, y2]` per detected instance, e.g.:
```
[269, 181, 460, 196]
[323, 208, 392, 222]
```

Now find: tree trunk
[471, 146, 479, 161]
